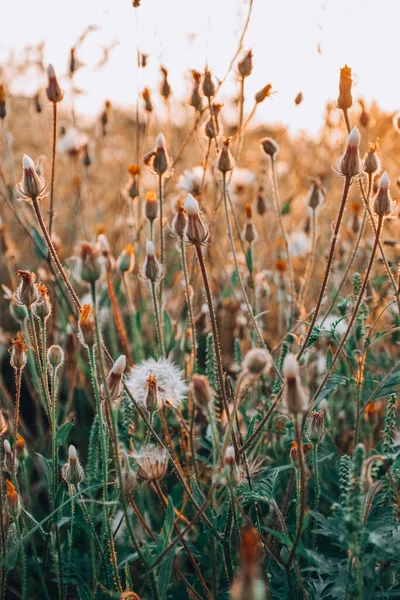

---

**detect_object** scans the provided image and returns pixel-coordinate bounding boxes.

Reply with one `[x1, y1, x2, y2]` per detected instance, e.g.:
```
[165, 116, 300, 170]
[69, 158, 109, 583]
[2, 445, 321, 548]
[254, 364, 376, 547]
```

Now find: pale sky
[1, 0, 399, 134]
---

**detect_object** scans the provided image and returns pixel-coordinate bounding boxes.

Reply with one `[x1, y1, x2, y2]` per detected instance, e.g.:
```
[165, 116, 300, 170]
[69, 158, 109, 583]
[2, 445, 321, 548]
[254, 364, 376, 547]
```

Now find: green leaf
[163, 309, 175, 354]
[245, 247, 253, 272]
[35, 453, 53, 491]
[326, 347, 333, 371]
[56, 420, 73, 446]
[156, 497, 175, 553]
[30, 226, 49, 261]
[158, 547, 175, 599]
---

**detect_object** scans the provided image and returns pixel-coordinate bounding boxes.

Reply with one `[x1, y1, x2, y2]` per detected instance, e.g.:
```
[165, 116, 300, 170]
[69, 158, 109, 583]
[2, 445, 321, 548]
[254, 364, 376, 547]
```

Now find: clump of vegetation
[0, 3, 399, 599]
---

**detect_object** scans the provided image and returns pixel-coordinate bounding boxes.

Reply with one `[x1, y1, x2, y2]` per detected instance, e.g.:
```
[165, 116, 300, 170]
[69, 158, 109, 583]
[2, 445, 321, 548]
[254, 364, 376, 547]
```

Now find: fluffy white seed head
[68, 445, 77, 460]
[184, 193, 199, 215]
[47, 64, 56, 78]
[156, 133, 165, 148]
[347, 127, 360, 148]
[282, 353, 299, 379]
[23, 154, 35, 169]
[146, 240, 155, 256]
[112, 355, 126, 375]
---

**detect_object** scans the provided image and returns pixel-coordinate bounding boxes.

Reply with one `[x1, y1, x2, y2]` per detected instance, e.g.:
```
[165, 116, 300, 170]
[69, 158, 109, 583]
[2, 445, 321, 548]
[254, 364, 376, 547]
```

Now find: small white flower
[126, 357, 187, 410]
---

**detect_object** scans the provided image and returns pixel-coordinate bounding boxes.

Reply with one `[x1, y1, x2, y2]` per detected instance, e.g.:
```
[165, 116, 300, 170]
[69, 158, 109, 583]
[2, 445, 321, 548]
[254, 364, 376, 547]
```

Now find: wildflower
[205, 102, 222, 139]
[144, 191, 159, 223]
[177, 165, 210, 195]
[364, 141, 380, 175]
[230, 525, 266, 600]
[5, 480, 20, 518]
[358, 99, 369, 128]
[308, 410, 325, 443]
[58, 128, 88, 155]
[0, 84, 6, 119]
[104, 355, 126, 405]
[337, 64, 353, 111]
[242, 348, 271, 376]
[171, 200, 188, 238]
[290, 440, 299, 466]
[46, 64, 63, 103]
[242, 204, 258, 244]
[4, 439, 17, 474]
[255, 83, 273, 104]
[131, 445, 168, 481]
[202, 67, 216, 98]
[217, 138, 234, 174]
[16, 155, 46, 201]
[126, 164, 140, 199]
[184, 193, 209, 246]
[117, 244, 135, 274]
[126, 357, 187, 410]
[145, 374, 161, 412]
[260, 137, 279, 158]
[78, 304, 96, 348]
[189, 70, 203, 112]
[282, 353, 307, 415]
[97, 234, 115, 272]
[372, 172, 395, 217]
[62, 445, 84, 486]
[143, 240, 163, 282]
[160, 66, 171, 100]
[365, 402, 378, 425]
[32, 283, 52, 322]
[337, 127, 363, 179]
[15, 434, 26, 457]
[120, 449, 137, 492]
[142, 87, 153, 112]
[15, 270, 38, 307]
[238, 50, 253, 78]
[145, 134, 170, 175]
[190, 374, 213, 411]
[9, 332, 28, 372]
[76, 241, 103, 283]
[47, 345, 64, 371]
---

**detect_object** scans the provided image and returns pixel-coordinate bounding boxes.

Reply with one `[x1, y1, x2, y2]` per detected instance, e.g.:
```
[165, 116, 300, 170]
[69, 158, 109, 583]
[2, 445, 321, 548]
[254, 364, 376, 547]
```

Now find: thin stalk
[298, 177, 352, 359]
[299, 207, 318, 310]
[150, 281, 164, 357]
[0, 444, 6, 600]
[207, 97, 220, 152]
[49, 102, 57, 237]
[180, 239, 197, 371]
[286, 417, 306, 567]
[311, 442, 320, 550]
[12, 369, 22, 475]
[240, 389, 283, 454]
[158, 174, 165, 310]
[15, 520, 27, 600]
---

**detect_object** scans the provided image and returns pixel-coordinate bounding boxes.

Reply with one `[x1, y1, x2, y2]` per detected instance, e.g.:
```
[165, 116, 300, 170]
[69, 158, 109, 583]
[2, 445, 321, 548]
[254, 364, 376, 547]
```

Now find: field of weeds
[0, 2, 399, 599]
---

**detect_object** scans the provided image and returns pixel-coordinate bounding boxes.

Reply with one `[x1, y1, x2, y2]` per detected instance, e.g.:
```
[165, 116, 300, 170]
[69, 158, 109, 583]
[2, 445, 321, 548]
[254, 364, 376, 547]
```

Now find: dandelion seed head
[127, 357, 187, 410]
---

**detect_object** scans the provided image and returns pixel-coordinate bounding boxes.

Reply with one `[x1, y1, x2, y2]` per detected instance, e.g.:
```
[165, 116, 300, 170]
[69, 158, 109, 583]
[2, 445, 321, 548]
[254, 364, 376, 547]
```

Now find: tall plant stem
[299, 207, 318, 310]
[286, 417, 306, 567]
[12, 369, 22, 475]
[49, 102, 57, 237]
[0, 445, 6, 600]
[208, 97, 220, 152]
[222, 173, 282, 381]
[158, 174, 165, 307]
[306, 215, 384, 418]
[150, 281, 164, 357]
[180, 239, 197, 371]
[234, 76, 245, 163]
[270, 156, 296, 319]
[298, 176, 352, 359]
[311, 442, 320, 549]
[106, 272, 132, 363]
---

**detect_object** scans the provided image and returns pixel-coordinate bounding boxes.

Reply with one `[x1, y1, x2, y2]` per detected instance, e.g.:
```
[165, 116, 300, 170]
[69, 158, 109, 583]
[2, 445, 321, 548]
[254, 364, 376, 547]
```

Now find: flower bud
[32, 283, 52, 322]
[18, 154, 46, 200]
[78, 304, 96, 348]
[217, 138, 234, 173]
[120, 450, 137, 492]
[255, 83, 273, 104]
[6, 480, 20, 518]
[62, 445, 84, 486]
[160, 66, 171, 100]
[260, 137, 279, 158]
[77, 242, 102, 283]
[47, 345, 64, 371]
[337, 127, 363, 179]
[34, 92, 42, 114]
[238, 50, 253, 78]
[242, 205, 257, 244]
[224, 445, 236, 467]
[256, 190, 267, 215]
[142, 87, 153, 112]
[144, 191, 159, 222]
[372, 172, 395, 217]
[242, 348, 271, 376]
[364, 142, 380, 175]
[190, 70, 203, 112]
[202, 67, 215, 98]
[290, 440, 299, 466]
[0, 84, 6, 120]
[171, 200, 188, 238]
[117, 244, 135, 274]
[105, 355, 126, 405]
[308, 410, 324, 443]
[185, 194, 209, 245]
[145, 374, 161, 412]
[131, 444, 169, 481]
[282, 353, 307, 415]
[46, 64, 63, 103]
[143, 241, 163, 282]
[337, 65, 353, 111]
[9, 332, 28, 372]
[205, 103, 222, 139]
[15, 434, 26, 457]
[153, 133, 169, 175]
[190, 374, 213, 410]
[15, 269, 38, 307]
[308, 180, 324, 209]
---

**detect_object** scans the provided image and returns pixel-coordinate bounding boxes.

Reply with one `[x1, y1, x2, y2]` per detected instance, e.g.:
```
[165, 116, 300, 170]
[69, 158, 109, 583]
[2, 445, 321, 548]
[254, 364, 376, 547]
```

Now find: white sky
[1, 0, 400, 135]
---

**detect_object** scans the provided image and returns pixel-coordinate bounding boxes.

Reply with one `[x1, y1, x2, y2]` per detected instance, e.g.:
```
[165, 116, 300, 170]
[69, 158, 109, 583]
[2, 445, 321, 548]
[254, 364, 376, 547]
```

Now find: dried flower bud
[260, 137, 279, 158]
[78, 304, 96, 348]
[290, 440, 299, 466]
[120, 449, 137, 492]
[47, 345, 64, 371]
[152, 133, 169, 175]
[9, 332, 28, 372]
[160, 66, 171, 100]
[15, 269, 38, 307]
[6, 480, 20, 518]
[337, 127, 363, 179]
[77, 242, 102, 283]
[46, 64, 64, 103]
[224, 445, 236, 467]
[308, 179, 324, 209]
[205, 103, 222, 139]
[238, 50, 253, 78]
[145, 191, 159, 222]
[242, 348, 271, 376]
[202, 67, 215, 98]
[230, 525, 265, 599]
[32, 283, 52, 322]
[364, 142, 380, 175]
[142, 87, 153, 112]
[184, 193, 209, 245]
[372, 172, 395, 217]
[4, 439, 18, 474]
[190, 374, 212, 410]
[117, 244, 135, 274]
[243, 205, 258, 244]
[364, 402, 378, 425]
[143, 241, 162, 282]
[217, 138, 234, 173]
[255, 83, 273, 104]
[171, 200, 188, 238]
[337, 64, 353, 111]
[190, 70, 203, 112]
[256, 191, 267, 215]
[294, 92, 303, 106]
[145, 374, 161, 412]
[358, 99, 369, 128]
[131, 445, 168, 481]
[308, 410, 324, 443]
[15, 434, 26, 456]
[105, 355, 126, 405]
[0, 411, 8, 438]
[62, 445, 84, 486]
[34, 92, 42, 114]
[18, 154, 46, 200]
[0, 84, 6, 119]
[282, 353, 307, 415]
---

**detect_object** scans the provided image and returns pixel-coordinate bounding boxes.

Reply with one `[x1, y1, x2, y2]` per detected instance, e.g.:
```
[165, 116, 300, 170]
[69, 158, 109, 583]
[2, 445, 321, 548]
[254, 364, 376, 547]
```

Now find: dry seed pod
[46, 64, 64, 103]
[337, 64, 353, 111]
[337, 127, 363, 179]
